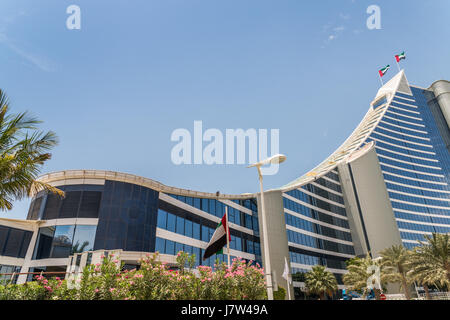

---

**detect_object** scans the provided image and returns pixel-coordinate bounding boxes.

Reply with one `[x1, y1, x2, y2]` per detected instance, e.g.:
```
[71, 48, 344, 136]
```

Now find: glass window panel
[193, 222, 200, 240]
[50, 225, 75, 258]
[0, 226, 8, 256]
[78, 191, 102, 218]
[19, 232, 32, 258]
[209, 200, 216, 215]
[176, 216, 184, 235]
[201, 199, 209, 212]
[194, 198, 201, 209]
[34, 227, 55, 260]
[165, 240, 175, 255]
[155, 237, 165, 253]
[175, 242, 184, 254]
[28, 197, 43, 220]
[71, 225, 96, 254]
[42, 194, 62, 220]
[59, 191, 81, 218]
[236, 237, 242, 251]
[185, 220, 193, 238]
[201, 225, 209, 242]
[216, 202, 224, 217]
[167, 213, 176, 232]
[235, 212, 241, 226]
[246, 240, 254, 254]
[3, 229, 23, 257]
[157, 210, 167, 229]
[245, 215, 252, 229]
[228, 207, 235, 224]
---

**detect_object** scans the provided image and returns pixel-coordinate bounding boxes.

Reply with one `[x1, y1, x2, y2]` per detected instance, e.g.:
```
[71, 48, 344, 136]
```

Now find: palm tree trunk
[446, 263, 450, 291]
[319, 292, 325, 300]
[423, 284, 431, 300]
[401, 277, 411, 300]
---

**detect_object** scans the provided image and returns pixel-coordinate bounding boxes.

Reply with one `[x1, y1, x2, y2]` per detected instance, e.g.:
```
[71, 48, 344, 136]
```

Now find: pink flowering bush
[0, 252, 266, 300]
[196, 258, 267, 300]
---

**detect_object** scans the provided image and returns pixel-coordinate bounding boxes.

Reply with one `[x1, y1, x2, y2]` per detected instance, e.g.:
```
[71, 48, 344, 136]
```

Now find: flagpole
[378, 73, 384, 87]
[225, 206, 231, 268]
[283, 256, 292, 300]
[287, 277, 292, 300]
[396, 60, 401, 72]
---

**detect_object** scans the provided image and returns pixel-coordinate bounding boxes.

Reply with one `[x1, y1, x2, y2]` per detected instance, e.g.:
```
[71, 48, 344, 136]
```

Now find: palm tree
[379, 245, 412, 300]
[407, 233, 450, 295]
[0, 89, 64, 210]
[343, 254, 385, 298]
[304, 265, 338, 300]
[72, 240, 90, 254]
[407, 249, 435, 299]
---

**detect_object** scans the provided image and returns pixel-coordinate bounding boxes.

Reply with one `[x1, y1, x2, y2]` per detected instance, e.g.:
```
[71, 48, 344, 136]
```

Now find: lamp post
[248, 154, 286, 300]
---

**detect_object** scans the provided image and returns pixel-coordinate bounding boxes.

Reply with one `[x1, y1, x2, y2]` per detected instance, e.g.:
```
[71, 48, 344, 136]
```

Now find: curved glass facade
[155, 194, 260, 267]
[365, 86, 450, 248]
[0, 225, 32, 259]
[2, 70, 449, 290]
[33, 225, 97, 259]
[283, 171, 354, 283]
[21, 180, 260, 270]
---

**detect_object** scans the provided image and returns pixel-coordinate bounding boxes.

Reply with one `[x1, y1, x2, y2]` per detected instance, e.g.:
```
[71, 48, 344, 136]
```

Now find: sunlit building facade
[1, 71, 449, 298]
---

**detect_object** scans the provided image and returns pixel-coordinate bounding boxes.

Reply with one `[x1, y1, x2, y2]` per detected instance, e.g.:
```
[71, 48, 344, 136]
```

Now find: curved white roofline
[37, 169, 257, 200]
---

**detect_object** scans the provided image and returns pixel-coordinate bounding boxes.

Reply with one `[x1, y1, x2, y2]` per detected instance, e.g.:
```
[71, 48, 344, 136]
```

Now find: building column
[341, 144, 402, 258]
[256, 189, 293, 300]
[17, 224, 40, 284]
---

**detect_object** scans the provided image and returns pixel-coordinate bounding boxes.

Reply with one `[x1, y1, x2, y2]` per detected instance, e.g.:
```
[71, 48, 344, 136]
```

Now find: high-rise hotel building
[1, 71, 450, 296]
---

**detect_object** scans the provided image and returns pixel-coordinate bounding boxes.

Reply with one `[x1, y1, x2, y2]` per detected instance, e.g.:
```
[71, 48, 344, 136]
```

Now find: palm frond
[0, 89, 60, 211]
[28, 180, 65, 198]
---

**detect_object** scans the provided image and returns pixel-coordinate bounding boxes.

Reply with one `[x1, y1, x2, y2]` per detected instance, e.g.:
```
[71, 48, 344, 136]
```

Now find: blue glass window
[167, 213, 176, 233]
[157, 209, 167, 229]
[176, 216, 184, 235]
[185, 220, 193, 238]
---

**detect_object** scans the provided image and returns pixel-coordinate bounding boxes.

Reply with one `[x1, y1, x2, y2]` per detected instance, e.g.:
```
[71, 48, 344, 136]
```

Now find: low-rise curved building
[1, 70, 449, 298]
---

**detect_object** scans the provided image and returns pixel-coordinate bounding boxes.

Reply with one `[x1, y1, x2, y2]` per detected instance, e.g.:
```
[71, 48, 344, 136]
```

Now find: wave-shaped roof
[277, 70, 411, 192]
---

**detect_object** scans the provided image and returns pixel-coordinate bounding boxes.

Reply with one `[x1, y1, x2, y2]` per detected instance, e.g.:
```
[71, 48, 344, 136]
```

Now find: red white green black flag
[203, 213, 231, 260]
[379, 65, 390, 77]
[395, 51, 406, 62]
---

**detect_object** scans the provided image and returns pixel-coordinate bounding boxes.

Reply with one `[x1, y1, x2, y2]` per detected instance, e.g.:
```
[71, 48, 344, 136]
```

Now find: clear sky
[1, 0, 449, 220]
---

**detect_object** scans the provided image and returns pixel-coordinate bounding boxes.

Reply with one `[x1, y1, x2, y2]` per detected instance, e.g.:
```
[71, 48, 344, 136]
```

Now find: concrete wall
[337, 163, 370, 257]
[341, 147, 402, 257]
[256, 189, 293, 300]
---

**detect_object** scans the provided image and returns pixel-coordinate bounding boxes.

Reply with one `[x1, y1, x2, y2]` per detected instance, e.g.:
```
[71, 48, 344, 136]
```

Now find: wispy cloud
[322, 25, 346, 47]
[0, 11, 56, 72]
[320, 10, 355, 48]
[339, 13, 351, 20]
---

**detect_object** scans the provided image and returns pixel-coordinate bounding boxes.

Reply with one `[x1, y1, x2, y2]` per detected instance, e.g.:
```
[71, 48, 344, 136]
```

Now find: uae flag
[379, 65, 390, 77]
[395, 51, 406, 62]
[203, 214, 231, 260]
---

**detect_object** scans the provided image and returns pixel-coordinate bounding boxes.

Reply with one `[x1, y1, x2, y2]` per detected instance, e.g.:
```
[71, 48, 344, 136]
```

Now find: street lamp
[248, 154, 286, 300]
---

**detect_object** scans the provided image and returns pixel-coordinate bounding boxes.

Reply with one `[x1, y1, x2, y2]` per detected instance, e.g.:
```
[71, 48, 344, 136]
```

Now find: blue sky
[1, 0, 449, 219]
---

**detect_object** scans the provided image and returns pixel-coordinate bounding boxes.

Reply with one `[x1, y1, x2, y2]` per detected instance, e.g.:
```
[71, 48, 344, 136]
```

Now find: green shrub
[0, 252, 267, 300]
[273, 286, 286, 300]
